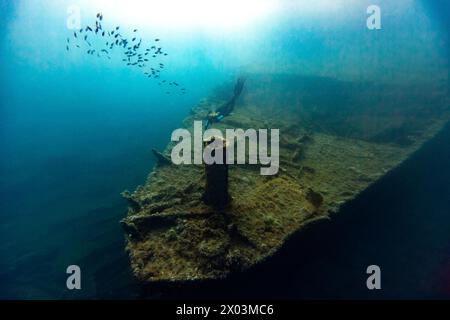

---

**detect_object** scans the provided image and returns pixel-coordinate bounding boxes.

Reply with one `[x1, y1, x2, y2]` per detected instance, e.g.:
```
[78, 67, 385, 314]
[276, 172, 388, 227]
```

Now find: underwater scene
[0, 0, 449, 301]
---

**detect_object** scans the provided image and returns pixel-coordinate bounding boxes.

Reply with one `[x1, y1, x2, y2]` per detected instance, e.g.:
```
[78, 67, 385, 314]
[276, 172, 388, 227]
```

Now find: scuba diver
[205, 77, 246, 129]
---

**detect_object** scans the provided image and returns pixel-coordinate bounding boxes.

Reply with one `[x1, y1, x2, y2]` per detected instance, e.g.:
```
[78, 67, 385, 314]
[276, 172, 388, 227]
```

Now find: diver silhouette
[205, 77, 246, 129]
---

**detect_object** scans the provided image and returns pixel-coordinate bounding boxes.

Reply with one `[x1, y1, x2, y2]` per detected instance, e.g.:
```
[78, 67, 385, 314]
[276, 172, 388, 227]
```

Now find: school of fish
[66, 13, 186, 95]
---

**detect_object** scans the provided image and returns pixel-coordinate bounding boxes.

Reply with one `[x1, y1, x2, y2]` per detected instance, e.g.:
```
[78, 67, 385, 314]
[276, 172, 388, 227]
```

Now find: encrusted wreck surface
[121, 74, 449, 282]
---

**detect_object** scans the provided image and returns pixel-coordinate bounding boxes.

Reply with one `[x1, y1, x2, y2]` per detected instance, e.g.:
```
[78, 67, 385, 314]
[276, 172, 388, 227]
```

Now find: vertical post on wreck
[202, 136, 230, 208]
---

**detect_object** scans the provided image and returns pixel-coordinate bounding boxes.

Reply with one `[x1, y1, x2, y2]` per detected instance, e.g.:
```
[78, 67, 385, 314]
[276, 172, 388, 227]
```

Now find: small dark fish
[84, 35, 87, 41]
[79, 29, 83, 33]
[66, 38, 70, 43]
[152, 55, 156, 58]
[73, 31, 77, 38]
[100, 14, 103, 21]
[164, 53, 168, 56]
[115, 40, 119, 45]
[76, 45, 80, 48]
[162, 80, 166, 83]
[116, 26, 120, 30]
[132, 37, 136, 41]
[66, 45, 69, 51]
[111, 30, 115, 35]
[101, 49, 109, 54]
[102, 31, 105, 36]
[155, 38, 160, 41]
[173, 82, 179, 86]
[133, 29, 138, 32]
[86, 26, 92, 32]
[114, 34, 119, 38]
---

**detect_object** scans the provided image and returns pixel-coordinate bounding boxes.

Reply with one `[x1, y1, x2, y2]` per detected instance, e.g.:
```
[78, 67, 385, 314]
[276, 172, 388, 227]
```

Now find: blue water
[0, 0, 449, 299]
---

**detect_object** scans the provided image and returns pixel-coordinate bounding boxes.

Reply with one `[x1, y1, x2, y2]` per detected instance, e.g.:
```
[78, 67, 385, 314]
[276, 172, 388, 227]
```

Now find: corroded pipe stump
[202, 136, 230, 208]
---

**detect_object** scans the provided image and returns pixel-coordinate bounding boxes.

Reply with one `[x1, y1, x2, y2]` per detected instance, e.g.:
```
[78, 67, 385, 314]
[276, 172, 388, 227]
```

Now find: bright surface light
[86, 0, 277, 30]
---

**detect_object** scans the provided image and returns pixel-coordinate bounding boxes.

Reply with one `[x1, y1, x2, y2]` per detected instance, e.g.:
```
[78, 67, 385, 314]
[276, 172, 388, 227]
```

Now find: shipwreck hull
[121, 74, 450, 283]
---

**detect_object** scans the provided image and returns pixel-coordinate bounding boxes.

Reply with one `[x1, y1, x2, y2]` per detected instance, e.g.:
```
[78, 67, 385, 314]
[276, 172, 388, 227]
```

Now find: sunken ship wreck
[120, 74, 449, 283]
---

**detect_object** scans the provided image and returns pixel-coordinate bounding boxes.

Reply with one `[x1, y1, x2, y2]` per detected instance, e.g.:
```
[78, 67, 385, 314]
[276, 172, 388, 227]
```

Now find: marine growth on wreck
[121, 74, 450, 282]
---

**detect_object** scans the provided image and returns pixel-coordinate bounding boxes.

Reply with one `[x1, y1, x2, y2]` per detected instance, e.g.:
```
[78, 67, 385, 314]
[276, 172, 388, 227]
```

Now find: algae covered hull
[121, 74, 449, 282]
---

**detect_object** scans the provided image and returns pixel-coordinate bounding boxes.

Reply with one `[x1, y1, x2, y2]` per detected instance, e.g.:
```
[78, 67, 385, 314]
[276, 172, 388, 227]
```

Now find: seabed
[121, 74, 450, 283]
